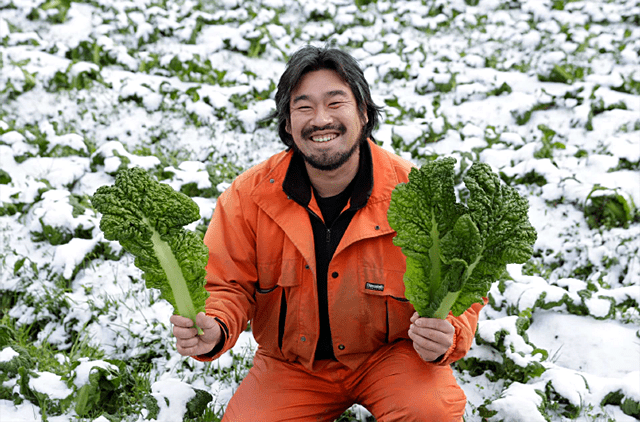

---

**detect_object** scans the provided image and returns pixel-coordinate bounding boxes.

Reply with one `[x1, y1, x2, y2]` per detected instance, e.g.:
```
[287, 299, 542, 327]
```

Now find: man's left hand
[408, 312, 455, 362]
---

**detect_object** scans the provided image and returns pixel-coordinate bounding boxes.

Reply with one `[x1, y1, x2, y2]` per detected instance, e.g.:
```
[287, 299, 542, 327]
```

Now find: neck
[306, 145, 360, 198]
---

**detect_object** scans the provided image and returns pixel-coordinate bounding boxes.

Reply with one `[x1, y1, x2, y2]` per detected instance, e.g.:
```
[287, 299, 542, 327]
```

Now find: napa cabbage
[91, 167, 209, 333]
[387, 157, 537, 319]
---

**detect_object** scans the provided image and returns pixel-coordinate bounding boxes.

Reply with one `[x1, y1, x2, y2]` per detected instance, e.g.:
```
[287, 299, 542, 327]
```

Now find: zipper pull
[326, 228, 331, 244]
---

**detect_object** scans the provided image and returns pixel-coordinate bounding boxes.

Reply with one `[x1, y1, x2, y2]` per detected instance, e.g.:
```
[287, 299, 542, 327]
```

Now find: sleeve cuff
[198, 317, 229, 359]
[434, 326, 458, 365]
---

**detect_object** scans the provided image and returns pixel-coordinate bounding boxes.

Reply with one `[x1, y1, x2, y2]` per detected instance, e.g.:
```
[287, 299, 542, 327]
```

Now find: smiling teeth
[312, 134, 337, 143]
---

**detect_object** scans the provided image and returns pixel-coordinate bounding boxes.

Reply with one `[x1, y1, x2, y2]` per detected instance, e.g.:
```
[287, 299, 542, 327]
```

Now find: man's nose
[310, 105, 333, 127]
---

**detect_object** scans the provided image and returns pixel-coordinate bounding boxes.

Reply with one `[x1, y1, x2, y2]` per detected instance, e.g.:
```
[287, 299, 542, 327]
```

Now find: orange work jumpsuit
[195, 140, 484, 421]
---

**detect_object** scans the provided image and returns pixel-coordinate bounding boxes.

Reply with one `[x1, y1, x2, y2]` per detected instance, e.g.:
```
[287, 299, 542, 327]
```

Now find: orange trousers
[222, 340, 466, 422]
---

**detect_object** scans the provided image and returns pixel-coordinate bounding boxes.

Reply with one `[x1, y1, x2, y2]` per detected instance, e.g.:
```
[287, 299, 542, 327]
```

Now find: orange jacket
[196, 140, 484, 371]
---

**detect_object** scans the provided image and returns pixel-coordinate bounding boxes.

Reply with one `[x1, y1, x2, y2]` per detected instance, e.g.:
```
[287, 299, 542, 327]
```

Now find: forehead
[291, 69, 354, 100]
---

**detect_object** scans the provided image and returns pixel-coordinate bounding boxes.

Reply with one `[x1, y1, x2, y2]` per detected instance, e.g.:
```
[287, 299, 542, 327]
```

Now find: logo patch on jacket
[365, 282, 384, 292]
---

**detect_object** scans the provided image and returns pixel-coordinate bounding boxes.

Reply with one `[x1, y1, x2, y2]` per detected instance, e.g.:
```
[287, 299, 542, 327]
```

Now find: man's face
[286, 69, 368, 171]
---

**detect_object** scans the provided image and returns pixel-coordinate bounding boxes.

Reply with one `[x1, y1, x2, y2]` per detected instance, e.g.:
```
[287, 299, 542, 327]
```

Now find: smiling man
[170, 46, 484, 422]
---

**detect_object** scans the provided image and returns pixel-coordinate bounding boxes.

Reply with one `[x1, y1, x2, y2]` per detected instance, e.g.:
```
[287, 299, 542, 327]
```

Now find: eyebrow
[292, 90, 349, 104]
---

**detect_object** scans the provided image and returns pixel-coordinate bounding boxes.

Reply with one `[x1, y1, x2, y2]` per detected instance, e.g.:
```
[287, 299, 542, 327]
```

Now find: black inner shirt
[311, 179, 357, 360]
[282, 140, 374, 361]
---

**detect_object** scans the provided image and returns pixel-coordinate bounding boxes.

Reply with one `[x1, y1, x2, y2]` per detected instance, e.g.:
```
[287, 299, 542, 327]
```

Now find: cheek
[288, 114, 306, 134]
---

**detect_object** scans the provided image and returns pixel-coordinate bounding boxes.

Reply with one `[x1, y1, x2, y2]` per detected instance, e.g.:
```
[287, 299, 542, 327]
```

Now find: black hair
[267, 45, 382, 148]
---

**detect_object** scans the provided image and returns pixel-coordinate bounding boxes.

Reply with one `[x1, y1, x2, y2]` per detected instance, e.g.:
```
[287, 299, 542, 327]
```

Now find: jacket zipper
[308, 210, 334, 246]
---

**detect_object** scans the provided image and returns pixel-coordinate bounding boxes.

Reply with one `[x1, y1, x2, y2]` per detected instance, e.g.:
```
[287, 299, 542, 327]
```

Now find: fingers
[174, 329, 215, 357]
[170, 312, 222, 357]
[411, 338, 443, 362]
[408, 317, 454, 361]
[414, 317, 454, 334]
[170, 314, 195, 328]
[171, 314, 197, 340]
[408, 329, 448, 361]
[176, 340, 204, 357]
[409, 323, 453, 348]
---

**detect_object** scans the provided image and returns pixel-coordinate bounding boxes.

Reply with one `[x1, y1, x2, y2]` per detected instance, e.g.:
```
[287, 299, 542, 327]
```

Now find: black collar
[282, 140, 373, 211]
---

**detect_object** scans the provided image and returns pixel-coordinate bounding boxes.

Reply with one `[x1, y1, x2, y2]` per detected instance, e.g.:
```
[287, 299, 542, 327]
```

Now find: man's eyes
[295, 101, 345, 110]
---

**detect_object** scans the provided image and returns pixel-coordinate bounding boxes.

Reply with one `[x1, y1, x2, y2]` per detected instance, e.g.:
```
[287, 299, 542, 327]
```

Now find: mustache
[301, 124, 347, 139]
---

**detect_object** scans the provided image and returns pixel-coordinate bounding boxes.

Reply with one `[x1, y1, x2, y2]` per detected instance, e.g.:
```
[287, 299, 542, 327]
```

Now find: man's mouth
[311, 133, 339, 143]
[302, 124, 346, 143]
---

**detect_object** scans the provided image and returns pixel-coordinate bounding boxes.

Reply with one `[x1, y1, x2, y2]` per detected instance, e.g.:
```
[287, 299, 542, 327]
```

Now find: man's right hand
[170, 312, 222, 357]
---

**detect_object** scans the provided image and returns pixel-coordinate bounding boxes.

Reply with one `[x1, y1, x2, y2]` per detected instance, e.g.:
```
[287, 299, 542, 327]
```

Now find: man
[171, 45, 484, 422]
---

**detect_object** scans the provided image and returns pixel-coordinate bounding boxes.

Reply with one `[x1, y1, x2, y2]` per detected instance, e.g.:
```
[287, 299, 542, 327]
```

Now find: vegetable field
[1, 0, 639, 421]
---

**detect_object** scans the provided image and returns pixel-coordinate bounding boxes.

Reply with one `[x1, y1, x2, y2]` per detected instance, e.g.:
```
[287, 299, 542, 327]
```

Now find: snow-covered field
[1, 0, 639, 421]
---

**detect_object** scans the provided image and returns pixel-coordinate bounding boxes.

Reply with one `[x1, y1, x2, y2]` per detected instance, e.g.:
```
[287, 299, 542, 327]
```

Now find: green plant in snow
[486, 82, 513, 98]
[416, 72, 457, 95]
[64, 40, 118, 68]
[538, 63, 586, 84]
[387, 157, 537, 319]
[602, 390, 640, 419]
[144, 385, 213, 420]
[91, 167, 209, 333]
[612, 73, 640, 96]
[534, 124, 566, 160]
[27, 0, 71, 24]
[90, 148, 132, 175]
[2, 59, 37, 100]
[586, 96, 628, 131]
[513, 170, 548, 187]
[584, 185, 637, 230]
[72, 359, 148, 418]
[355, 0, 377, 8]
[0, 169, 11, 184]
[608, 158, 640, 172]
[47, 63, 106, 92]
[457, 308, 548, 385]
[542, 380, 583, 418]
[551, 0, 582, 10]
[511, 100, 556, 125]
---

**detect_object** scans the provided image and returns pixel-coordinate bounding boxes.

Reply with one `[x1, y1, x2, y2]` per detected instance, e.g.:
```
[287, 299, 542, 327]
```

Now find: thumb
[195, 312, 217, 329]
[195, 312, 221, 343]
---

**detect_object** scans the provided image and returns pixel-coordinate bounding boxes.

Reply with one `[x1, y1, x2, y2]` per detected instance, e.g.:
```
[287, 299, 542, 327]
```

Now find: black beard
[295, 125, 366, 171]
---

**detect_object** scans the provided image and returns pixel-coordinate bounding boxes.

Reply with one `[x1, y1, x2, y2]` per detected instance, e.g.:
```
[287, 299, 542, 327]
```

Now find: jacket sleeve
[435, 297, 487, 366]
[193, 181, 258, 362]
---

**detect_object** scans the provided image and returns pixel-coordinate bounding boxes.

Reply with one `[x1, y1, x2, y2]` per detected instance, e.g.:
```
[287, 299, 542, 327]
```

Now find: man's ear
[360, 104, 369, 125]
[285, 119, 291, 134]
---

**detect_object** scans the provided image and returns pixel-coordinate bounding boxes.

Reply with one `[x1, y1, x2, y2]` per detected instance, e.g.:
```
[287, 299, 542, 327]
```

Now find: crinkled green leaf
[388, 157, 467, 318]
[388, 158, 537, 318]
[91, 167, 209, 332]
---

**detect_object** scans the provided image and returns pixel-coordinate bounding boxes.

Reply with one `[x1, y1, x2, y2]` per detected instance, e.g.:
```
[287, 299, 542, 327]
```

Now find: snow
[0, 400, 42, 422]
[0, 347, 19, 362]
[151, 379, 196, 422]
[528, 311, 640, 378]
[487, 382, 547, 422]
[1, 0, 639, 421]
[29, 372, 73, 400]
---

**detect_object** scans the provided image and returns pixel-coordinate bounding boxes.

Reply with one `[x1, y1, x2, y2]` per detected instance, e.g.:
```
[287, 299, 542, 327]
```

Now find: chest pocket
[331, 234, 415, 350]
[358, 263, 415, 345]
[254, 233, 304, 358]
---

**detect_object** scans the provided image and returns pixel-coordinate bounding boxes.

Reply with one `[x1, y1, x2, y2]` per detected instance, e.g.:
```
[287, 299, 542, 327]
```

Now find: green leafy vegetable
[584, 185, 637, 230]
[91, 167, 209, 333]
[387, 157, 537, 319]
